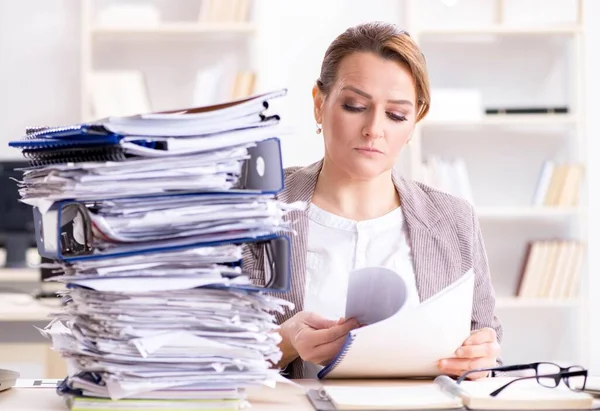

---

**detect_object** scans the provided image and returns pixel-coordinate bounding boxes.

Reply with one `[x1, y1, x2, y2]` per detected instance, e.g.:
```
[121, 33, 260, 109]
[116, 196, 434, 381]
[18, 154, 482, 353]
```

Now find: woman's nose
[362, 111, 384, 140]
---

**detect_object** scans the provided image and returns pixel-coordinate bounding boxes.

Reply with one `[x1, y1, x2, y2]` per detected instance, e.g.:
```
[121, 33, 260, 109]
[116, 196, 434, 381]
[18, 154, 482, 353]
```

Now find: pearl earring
[316, 123, 322, 134]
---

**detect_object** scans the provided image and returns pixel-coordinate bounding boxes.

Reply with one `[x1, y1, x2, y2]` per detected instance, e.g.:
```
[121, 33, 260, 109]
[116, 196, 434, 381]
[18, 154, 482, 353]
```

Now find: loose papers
[10, 90, 296, 410]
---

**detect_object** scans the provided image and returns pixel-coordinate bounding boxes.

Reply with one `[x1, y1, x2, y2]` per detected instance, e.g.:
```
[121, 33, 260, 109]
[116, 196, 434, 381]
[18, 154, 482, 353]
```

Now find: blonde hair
[316, 21, 430, 122]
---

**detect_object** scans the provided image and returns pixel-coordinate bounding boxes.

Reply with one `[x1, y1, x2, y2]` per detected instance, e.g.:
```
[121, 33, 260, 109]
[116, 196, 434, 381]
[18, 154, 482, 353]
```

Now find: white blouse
[302, 203, 420, 378]
[304, 203, 420, 319]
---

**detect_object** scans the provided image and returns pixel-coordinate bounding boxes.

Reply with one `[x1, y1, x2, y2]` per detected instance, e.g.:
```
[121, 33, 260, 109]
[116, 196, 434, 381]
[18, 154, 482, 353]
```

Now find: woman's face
[314, 51, 417, 180]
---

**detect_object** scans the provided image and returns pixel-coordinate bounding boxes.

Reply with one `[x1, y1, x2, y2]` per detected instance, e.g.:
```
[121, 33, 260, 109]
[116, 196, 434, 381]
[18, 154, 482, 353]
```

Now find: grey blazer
[243, 160, 503, 379]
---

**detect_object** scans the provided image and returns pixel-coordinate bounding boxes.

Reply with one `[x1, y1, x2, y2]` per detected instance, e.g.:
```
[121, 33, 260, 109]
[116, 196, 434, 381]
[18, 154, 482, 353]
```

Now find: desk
[0, 380, 424, 410]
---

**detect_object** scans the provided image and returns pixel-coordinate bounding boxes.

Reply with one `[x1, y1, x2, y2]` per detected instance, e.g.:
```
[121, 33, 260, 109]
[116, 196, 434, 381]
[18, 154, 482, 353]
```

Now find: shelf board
[0, 268, 39, 283]
[417, 26, 582, 36]
[496, 297, 579, 308]
[91, 22, 257, 35]
[476, 207, 582, 219]
[421, 114, 578, 128]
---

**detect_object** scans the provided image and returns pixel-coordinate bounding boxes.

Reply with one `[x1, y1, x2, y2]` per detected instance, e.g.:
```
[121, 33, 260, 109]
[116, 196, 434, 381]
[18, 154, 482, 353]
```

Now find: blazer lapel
[392, 172, 463, 302]
[276, 160, 323, 320]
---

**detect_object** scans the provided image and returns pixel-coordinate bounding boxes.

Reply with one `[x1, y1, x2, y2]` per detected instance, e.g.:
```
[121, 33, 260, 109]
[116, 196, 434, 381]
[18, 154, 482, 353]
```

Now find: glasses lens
[565, 366, 586, 391]
[537, 363, 561, 388]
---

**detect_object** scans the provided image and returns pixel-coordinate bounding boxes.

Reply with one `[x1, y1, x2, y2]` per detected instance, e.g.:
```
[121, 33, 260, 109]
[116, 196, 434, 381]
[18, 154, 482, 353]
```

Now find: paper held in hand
[318, 267, 474, 379]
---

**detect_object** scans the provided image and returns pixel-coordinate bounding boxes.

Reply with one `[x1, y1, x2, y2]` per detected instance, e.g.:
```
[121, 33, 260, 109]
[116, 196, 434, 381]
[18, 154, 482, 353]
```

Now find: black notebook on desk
[307, 376, 596, 411]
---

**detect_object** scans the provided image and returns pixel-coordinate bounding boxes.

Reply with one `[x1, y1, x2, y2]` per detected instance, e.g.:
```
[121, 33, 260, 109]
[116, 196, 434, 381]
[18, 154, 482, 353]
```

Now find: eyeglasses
[457, 362, 588, 397]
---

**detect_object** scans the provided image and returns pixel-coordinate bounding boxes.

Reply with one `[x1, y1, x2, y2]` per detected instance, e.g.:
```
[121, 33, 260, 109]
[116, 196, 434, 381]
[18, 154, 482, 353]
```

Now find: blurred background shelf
[90, 22, 257, 35]
[404, 0, 588, 367]
[80, 0, 258, 121]
[476, 206, 584, 219]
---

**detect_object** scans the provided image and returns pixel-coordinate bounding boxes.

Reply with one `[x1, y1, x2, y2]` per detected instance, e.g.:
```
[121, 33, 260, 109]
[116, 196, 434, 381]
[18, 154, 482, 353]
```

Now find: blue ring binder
[32, 201, 292, 293]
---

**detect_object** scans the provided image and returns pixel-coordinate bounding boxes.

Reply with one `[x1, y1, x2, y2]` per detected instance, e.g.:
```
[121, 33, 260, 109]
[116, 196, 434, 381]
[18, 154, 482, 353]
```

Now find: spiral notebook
[22, 146, 128, 166]
[308, 376, 597, 410]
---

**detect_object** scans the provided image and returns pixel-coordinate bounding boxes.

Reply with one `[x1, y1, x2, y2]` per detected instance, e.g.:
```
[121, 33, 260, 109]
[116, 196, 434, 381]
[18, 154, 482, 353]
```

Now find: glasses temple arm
[490, 375, 539, 397]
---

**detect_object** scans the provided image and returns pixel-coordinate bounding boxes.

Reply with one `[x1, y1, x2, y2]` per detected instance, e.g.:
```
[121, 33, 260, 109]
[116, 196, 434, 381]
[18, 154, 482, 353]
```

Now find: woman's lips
[354, 147, 384, 156]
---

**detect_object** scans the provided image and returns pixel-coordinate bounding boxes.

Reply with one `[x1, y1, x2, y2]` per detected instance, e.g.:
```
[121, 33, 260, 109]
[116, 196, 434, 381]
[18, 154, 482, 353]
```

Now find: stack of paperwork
[9, 90, 297, 410]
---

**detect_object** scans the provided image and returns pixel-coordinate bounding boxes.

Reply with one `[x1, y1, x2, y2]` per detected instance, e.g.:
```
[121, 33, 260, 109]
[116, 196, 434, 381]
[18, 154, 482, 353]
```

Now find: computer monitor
[0, 161, 37, 268]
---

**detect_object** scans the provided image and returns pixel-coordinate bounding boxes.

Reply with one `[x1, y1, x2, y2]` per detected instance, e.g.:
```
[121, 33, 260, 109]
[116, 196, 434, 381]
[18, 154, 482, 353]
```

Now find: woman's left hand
[438, 327, 501, 380]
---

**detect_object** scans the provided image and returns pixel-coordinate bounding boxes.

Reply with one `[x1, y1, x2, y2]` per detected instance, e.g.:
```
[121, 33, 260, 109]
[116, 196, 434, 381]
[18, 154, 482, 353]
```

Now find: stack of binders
[9, 90, 298, 410]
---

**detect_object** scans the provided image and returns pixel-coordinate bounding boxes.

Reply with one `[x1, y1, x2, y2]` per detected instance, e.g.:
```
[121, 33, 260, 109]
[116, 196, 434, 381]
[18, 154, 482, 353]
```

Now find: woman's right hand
[277, 311, 360, 368]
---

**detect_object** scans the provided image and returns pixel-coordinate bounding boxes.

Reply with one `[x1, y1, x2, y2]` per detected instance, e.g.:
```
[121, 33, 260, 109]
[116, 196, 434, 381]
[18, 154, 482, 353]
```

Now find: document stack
[9, 90, 297, 410]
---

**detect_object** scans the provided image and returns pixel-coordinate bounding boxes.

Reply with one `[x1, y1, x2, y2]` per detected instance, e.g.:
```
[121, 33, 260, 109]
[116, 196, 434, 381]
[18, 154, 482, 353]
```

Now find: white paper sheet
[344, 267, 408, 326]
[323, 269, 474, 379]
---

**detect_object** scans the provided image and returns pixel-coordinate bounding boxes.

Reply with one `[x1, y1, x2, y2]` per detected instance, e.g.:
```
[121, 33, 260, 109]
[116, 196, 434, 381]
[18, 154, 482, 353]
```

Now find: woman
[245, 21, 502, 380]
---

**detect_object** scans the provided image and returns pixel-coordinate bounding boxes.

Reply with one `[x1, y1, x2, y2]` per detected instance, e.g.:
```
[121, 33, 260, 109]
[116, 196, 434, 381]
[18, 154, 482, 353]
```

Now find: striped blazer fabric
[242, 160, 503, 379]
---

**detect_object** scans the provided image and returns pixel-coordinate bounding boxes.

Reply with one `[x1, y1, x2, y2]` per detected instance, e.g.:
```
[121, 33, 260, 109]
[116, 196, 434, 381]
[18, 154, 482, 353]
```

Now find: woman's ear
[312, 84, 324, 124]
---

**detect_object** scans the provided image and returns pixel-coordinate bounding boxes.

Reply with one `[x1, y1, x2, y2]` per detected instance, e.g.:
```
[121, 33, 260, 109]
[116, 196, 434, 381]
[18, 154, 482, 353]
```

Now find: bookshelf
[80, 0, 256, 122]
[402, 0, 587, 366]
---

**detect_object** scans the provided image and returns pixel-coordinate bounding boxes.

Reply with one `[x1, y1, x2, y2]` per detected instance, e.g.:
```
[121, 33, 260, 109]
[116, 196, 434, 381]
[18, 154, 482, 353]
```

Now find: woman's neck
[312, 159, 401, 221]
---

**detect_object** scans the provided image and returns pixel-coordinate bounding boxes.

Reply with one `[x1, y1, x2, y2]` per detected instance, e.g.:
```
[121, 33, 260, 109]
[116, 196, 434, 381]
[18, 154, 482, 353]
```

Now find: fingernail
[455, 349, 463, 357]
[439, 359, 446, 367]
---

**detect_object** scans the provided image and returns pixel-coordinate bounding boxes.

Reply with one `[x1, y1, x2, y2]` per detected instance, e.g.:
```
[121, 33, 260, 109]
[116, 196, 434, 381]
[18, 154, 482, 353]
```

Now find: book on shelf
[199, 0, 251, 23]
[516, 240, 584, 300]
[421, 156, 474, 205]
[231, 71, 256, 100]
[532, 161, 584, 207]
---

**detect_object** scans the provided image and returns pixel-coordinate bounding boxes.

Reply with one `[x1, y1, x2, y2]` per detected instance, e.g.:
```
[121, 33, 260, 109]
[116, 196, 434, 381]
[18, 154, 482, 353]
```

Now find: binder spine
[32, 201, 291, 293]
[317, 333, 355, 379]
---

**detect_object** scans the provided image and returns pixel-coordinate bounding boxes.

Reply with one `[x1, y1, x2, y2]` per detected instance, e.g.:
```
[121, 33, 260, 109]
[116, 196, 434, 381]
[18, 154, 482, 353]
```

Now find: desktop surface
[0, 379, 320, 411]
[0, 379, 441, 411]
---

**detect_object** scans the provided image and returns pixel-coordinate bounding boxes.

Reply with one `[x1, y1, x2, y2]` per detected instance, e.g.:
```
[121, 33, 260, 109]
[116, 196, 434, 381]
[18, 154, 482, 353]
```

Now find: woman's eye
[342, 104, 365, 113]
[387, 112, 407, 122]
